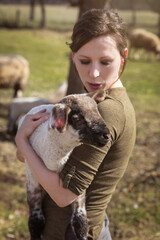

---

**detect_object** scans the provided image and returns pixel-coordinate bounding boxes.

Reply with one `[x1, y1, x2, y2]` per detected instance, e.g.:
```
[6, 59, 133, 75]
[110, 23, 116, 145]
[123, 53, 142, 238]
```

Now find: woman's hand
[15, 109, 50, 158]
[16, 148, 25, 163]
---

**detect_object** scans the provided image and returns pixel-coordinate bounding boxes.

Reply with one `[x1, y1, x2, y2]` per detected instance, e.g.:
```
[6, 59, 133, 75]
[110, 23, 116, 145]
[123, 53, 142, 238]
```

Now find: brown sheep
[129, 29, 160, 60]
[0, 55, 29, 97]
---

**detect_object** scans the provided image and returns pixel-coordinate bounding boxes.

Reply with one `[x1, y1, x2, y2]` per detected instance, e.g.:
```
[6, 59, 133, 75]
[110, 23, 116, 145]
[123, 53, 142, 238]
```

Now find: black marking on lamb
[27, 188, 45, 240]
[71, 211, 88, 240]
[28, 213, 45, 240]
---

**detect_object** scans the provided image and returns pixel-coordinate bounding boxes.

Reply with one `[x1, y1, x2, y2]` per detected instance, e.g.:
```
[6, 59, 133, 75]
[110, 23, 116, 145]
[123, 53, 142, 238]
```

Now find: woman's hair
[68, 8, 127, 76]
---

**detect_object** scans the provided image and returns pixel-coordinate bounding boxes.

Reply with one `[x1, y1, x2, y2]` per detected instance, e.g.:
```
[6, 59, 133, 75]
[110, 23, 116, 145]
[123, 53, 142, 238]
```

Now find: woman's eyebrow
[78, 55, 90, 58]
[100, 56, 113, 60]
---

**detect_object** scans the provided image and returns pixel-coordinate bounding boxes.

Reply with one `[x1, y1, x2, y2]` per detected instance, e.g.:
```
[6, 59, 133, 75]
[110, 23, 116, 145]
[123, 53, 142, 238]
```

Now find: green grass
[0, 29, 71, 97]
[0, 28, 160, 102]
[123, 60, 160, 96]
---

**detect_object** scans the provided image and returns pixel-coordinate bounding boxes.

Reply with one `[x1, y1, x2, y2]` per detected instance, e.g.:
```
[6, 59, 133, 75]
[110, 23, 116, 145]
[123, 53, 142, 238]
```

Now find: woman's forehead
[76, 35, 119, 58]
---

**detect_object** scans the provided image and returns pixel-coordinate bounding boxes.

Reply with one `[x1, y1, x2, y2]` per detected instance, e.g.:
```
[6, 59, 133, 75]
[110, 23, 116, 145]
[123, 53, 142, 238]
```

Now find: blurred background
[0, 1, 160, 240]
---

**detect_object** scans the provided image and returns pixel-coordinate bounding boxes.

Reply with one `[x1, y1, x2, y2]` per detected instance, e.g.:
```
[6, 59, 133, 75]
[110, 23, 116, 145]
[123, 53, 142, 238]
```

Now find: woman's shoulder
[97, 87, 136, 142]
[98, 91, 125, 118]
[98, 87, 134, 117]
[97, 88, 128, 139]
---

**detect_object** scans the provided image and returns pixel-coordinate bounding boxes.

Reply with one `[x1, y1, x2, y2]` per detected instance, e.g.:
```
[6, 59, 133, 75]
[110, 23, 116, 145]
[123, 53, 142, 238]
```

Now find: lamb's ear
[50, 104, 71, 133]
[87, 89, 106, 103]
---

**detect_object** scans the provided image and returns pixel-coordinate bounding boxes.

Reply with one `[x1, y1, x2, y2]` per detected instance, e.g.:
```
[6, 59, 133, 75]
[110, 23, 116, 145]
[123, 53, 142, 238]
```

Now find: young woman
[15, 9, 136, 240]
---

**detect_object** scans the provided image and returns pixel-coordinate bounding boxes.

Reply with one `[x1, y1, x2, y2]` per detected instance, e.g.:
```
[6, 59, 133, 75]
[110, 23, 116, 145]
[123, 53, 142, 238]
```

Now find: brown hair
[68, 8, 127, 77]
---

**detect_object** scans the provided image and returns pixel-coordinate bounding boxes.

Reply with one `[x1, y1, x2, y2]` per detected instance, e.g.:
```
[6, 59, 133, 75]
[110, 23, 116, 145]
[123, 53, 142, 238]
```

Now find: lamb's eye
[72, 114, 79, 121]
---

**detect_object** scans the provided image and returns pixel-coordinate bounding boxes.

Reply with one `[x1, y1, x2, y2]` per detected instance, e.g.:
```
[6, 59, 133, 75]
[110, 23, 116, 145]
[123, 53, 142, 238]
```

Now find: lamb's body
[19, 93, 110, 240]
[29, 105, 80, 172]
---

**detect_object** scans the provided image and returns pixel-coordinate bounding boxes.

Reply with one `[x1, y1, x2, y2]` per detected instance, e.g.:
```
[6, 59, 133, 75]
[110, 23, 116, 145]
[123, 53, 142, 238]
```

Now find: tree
[29, 0, 46, 28]
[131, 0, 136, 27]
[66, 0, 110, 95]
[147, 0, 160, 37]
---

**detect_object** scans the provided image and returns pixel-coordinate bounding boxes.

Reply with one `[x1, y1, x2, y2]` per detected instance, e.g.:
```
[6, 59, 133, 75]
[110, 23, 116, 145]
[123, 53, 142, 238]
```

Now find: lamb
[129, 28, 160, 60]
[0, 54, 29, 97]
[18, 90, 110, 240]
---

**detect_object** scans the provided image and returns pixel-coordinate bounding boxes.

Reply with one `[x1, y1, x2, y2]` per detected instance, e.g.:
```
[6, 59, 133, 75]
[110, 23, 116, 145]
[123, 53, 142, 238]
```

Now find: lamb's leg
[71, 192, 88, 240]
[26, 165, 45, 240]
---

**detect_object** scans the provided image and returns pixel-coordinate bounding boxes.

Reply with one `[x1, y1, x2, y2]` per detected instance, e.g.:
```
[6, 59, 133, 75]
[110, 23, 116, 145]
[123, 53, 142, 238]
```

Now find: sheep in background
[129, 29, 160, 60]
[7, 82, 68, 135]
[8, 97, 51, 134]
[0, 55, 29, 97]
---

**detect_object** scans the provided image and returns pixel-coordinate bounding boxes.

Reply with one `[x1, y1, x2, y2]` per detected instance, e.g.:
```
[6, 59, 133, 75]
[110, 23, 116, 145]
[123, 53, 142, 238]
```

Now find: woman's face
[72, 35, 126, 92]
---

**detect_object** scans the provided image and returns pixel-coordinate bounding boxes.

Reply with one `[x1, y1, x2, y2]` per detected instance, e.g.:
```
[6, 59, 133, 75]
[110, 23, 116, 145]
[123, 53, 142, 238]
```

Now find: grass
[0, 28, 159, 101]
[0, 29, 71, 97]
[123, 60, 160, 98]
[0, 4, 160, 240]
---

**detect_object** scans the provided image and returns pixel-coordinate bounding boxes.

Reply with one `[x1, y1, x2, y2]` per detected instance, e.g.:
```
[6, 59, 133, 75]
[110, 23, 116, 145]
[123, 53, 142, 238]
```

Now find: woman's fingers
[17, 109, 50, 140]
[16, 149, 25, 163]
[32, 113, 50, 127]
[30, 109, 49, 121]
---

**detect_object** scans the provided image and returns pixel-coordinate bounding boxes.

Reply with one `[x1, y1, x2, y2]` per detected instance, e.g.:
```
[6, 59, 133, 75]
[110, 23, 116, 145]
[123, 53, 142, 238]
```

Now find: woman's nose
[89, 64, 100, 78]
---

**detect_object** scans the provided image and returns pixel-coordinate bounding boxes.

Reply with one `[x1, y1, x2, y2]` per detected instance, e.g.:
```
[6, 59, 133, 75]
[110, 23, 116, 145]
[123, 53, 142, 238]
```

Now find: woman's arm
[15, 110, 78, 208]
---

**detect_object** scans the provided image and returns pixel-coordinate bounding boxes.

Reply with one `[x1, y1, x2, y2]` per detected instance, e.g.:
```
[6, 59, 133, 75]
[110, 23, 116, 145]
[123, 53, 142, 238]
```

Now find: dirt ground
[0, 93, 160, 240]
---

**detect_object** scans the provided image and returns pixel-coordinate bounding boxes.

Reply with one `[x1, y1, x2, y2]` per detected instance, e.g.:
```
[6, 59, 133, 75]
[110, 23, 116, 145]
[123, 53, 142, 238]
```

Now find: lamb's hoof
[29, 213, 45, 240]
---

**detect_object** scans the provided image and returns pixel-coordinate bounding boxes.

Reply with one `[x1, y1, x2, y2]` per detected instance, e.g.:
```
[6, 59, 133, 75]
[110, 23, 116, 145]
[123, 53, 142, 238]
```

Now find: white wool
[19, 104, 81, 172]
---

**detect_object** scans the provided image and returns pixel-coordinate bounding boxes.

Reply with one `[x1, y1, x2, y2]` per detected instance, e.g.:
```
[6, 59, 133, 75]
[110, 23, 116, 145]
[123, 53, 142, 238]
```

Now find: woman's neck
[109, 79, 123, 89]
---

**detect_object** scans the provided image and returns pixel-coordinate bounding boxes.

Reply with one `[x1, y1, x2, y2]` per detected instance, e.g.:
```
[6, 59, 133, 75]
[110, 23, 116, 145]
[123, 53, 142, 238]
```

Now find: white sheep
[7, 82, 68, 135]
[8, 97, 51, 134]
[0, 55, 29, 97]
[129, 29, 160, 60]
[18, 91, 110, 240]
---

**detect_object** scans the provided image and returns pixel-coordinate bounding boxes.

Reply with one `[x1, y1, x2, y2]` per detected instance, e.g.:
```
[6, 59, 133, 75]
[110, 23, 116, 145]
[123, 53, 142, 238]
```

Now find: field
[0, 4, 160, 240]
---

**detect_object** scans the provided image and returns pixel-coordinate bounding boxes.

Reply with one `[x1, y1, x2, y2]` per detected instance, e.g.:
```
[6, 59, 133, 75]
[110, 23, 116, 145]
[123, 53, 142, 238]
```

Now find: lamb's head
[49, 90, 110, 148]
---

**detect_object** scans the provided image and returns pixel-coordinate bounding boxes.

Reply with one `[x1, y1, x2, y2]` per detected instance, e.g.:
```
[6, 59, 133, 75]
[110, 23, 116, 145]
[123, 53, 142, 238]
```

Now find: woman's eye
[101, 61, 110, 65]
[80, 60, 90, 65]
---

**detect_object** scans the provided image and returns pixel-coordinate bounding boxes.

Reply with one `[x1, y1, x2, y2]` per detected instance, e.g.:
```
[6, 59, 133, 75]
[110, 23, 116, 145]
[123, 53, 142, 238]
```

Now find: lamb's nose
[103, 133, 111, 142]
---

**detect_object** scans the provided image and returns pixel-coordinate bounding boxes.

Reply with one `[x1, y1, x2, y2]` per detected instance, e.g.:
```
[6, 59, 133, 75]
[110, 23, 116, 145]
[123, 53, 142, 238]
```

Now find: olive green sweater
[43, 88, 136, 240]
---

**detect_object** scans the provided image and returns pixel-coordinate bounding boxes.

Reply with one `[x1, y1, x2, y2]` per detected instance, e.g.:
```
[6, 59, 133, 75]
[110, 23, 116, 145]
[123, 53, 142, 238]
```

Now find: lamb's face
[59, 94, 110, 148]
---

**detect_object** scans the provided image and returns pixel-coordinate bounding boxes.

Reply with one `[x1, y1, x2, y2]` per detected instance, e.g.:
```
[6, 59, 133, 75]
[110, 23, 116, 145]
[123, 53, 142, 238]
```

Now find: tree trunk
[66, 0, 109, 95]
[131, 0, 136, 27]
[30, 0, 35, 21]
[39, 0, 46, 28]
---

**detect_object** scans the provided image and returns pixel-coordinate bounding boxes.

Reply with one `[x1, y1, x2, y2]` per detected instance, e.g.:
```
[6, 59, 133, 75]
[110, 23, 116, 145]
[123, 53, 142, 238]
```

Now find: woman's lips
[88, 83, 102, 89]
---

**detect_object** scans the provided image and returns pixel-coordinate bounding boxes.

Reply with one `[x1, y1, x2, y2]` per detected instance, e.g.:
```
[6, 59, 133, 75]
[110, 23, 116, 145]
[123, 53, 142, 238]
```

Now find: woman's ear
[121, 48, 128, 65]
[125, 48, 128, 58]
